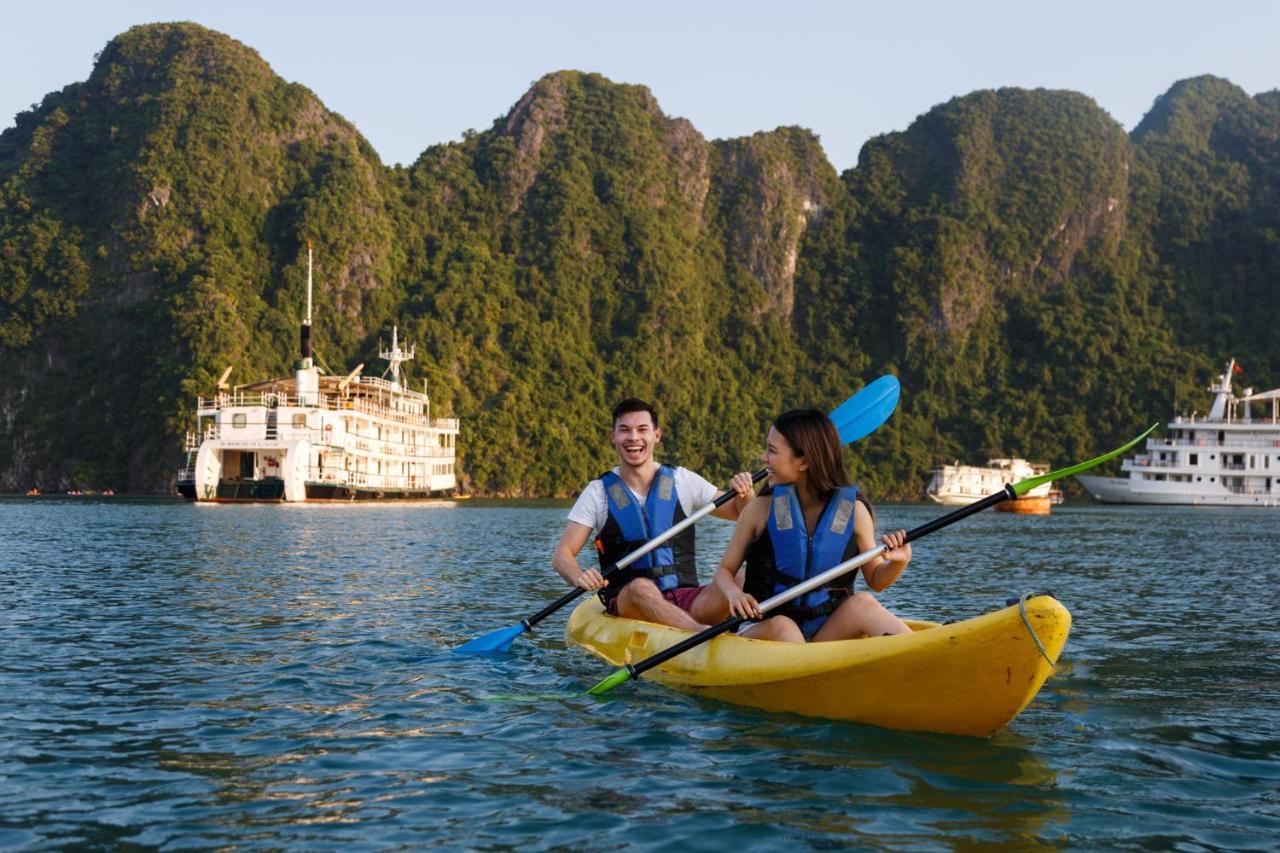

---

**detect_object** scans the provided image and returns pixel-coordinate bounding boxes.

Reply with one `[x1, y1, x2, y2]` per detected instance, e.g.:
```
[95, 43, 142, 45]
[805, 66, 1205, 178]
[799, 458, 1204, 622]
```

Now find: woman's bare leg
[741, 615, 805, 643]
[812, 591, 910, 642]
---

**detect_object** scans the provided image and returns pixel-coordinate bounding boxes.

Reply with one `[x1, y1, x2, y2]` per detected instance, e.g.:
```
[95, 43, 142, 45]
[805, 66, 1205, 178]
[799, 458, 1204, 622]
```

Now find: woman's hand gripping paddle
[455, 376, 902, 654]
[586, 423, 1158, 695]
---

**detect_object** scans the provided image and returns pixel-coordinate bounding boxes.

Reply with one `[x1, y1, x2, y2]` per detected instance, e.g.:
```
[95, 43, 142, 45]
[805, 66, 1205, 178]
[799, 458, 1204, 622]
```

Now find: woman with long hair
[712, 408, 912, 642]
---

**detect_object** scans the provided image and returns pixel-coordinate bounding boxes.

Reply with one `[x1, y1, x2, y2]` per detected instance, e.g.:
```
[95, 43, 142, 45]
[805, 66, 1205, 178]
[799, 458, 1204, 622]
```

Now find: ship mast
[300, 240, 314, 369]
[295, 240, 319, 405]
[1207, 358, 1236, 420]
[379, 326, 414, 389]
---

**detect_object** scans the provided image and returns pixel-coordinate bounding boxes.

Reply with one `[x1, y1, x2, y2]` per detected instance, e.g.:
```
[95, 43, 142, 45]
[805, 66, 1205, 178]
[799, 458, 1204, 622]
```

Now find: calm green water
[1, 497, 1276, 849]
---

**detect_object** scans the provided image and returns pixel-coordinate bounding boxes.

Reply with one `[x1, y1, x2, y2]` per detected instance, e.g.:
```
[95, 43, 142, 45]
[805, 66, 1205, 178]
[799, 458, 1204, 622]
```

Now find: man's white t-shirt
[566, 465, 720, 541]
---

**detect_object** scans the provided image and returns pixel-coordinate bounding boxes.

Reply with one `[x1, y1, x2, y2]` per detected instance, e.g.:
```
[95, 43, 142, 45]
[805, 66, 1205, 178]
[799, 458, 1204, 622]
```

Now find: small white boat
[927, 458, 1052, 508]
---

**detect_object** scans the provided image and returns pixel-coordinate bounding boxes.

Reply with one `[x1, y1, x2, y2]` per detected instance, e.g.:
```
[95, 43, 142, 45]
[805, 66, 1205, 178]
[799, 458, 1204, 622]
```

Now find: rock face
[715, 128, 841, 320]
[2, 27, 1278, 497]
[1128, 76, 1280, 352]
[844, 88, 1132, 351]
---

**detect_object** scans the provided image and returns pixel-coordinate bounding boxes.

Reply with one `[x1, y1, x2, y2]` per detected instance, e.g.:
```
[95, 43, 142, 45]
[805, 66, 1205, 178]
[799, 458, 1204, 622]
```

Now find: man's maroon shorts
[604, 584, 703, 616]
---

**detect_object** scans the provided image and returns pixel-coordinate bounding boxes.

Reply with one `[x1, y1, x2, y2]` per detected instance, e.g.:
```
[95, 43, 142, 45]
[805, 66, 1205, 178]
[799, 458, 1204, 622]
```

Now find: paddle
[456, 376, 902, 654]
[586, 422, 1158, 695]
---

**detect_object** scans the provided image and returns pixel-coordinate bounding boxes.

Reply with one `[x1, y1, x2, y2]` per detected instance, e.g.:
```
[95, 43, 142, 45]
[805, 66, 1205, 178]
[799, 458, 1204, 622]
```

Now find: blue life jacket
[744, 484, 862, 638]
[595, 466, 697, 601]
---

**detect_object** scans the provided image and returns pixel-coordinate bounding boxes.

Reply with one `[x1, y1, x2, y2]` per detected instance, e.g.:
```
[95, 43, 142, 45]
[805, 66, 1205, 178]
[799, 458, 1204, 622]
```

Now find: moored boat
[1076, 358, 1280, 506]
[176, 243, 459, 502]
[566, 594, 1071, 737]
[927, 458, 1053, 512]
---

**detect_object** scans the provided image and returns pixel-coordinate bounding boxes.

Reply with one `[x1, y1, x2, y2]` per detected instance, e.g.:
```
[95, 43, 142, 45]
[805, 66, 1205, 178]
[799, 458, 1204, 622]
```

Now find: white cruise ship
[926, 458, 1052, 507]
[176, 245, 459, 502]
[1076, 359, 1280, 507]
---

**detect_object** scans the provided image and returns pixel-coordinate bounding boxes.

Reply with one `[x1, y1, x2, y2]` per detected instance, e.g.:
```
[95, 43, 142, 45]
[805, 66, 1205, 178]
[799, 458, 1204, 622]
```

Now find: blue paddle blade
[831, 375, 900, 443]
[456, 622, 527, 655]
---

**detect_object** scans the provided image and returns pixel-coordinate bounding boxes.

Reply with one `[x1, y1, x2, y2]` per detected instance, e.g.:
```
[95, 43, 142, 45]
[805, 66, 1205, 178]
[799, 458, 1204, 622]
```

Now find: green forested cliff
[1, 23, 1277, 496]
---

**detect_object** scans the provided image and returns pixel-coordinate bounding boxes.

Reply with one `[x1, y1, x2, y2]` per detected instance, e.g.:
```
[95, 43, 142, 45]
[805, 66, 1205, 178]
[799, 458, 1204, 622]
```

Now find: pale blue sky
[4, 1, 1278, 170]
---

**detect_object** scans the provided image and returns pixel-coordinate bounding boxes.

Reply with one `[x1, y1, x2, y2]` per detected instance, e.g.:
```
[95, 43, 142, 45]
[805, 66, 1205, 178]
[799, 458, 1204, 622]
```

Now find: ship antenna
[306, 240, 313, 327]
[379, 324, 414, 387]
[300, 240, 314, 367]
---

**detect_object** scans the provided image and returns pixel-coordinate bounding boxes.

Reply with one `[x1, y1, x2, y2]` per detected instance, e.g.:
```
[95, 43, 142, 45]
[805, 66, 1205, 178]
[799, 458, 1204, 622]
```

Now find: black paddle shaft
[622, 484, 1015, 680]
[522, 475, 763, 631]
[903, 486, 1014, 544]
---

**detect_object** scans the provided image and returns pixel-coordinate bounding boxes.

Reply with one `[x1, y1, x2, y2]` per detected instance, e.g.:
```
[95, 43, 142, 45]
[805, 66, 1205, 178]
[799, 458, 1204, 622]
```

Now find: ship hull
[179, 481, 451, 502]
[1076, 474, 1280, 507]
[303, 483, 448, 501]
[926, 492, 982, 506]
[994, 495, 1051, 515]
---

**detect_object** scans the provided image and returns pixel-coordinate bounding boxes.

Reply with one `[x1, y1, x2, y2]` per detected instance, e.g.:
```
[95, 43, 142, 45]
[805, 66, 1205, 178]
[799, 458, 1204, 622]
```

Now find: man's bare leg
[615, 579, 704, 630]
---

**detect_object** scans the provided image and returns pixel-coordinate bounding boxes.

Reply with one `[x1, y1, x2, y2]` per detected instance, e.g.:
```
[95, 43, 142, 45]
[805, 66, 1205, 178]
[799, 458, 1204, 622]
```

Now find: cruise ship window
[232, 413, 247, 429]
[293, 414, 306, 429]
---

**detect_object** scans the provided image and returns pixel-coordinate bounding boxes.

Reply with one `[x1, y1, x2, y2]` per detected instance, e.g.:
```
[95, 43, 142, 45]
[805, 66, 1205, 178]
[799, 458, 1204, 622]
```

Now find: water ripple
[1, 498, 1277, 849]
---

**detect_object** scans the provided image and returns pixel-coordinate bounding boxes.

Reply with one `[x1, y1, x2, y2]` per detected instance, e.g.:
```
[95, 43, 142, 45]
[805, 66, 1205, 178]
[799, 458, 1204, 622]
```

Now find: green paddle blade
[1011, 423, 1158, 497]
[587, 667, 632, 696]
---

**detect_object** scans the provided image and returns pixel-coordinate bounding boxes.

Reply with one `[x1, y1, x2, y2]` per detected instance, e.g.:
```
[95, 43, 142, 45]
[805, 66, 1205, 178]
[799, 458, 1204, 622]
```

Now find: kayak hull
[566, 595, 1071, 737]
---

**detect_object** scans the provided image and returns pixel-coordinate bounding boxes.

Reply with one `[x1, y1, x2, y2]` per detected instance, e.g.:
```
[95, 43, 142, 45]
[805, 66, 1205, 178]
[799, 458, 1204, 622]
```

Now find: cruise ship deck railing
[1128, 458, 1270, 472]
[1150, 437, 1280, 450]
[196, 391, 459, 431]
[190, 424, 457, 458]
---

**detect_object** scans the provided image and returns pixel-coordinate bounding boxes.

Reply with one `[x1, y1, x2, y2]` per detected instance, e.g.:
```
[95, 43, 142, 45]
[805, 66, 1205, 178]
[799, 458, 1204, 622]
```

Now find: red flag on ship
[1233, 363, 1244, 373]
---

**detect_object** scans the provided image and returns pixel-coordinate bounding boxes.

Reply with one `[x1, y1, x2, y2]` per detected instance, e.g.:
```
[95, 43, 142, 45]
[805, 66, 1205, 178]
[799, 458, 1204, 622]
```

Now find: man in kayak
[552, 398, 756, 630]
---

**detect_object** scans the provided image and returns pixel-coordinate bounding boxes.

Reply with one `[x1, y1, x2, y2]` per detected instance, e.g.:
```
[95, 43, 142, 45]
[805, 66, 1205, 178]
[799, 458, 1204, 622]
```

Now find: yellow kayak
[566, 594, 1071, 737]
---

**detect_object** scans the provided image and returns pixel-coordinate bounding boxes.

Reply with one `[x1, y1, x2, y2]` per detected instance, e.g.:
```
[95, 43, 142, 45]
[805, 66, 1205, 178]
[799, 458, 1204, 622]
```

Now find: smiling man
[551, 398, 755, 630]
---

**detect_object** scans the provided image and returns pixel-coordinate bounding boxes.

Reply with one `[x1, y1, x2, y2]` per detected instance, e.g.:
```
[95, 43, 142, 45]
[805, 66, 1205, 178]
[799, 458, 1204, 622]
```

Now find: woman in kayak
[712, 408, 912, 642]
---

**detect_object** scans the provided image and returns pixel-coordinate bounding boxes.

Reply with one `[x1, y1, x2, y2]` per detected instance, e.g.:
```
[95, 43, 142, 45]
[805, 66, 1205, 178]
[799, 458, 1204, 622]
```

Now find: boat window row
[1136, 471, 1277, 492]
[1143, 451, 1275, 469]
